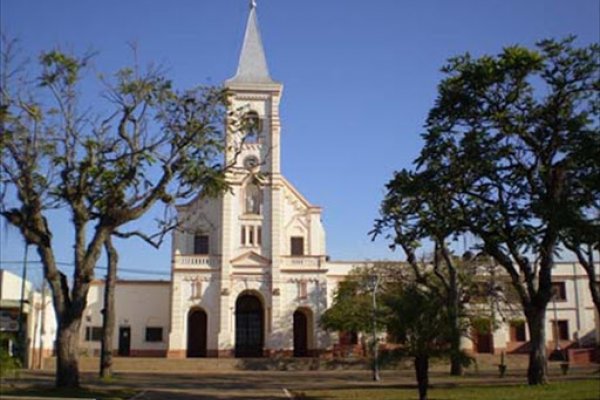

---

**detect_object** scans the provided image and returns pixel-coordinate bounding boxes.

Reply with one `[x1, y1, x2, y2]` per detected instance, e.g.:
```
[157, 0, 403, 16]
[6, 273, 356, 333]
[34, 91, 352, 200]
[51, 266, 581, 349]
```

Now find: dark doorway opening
[118, 326, 131, 356]
[187, 308, 208, 357]
[293, 310, 309, 357]
[235, 293, 264, 357]
[473, 328, 494, 353]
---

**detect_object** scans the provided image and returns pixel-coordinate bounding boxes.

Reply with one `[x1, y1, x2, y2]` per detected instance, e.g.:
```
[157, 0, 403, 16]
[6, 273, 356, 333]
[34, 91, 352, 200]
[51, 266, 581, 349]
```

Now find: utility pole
[17, 244, 29, 367]
[369, 274, 381, 381]
[38, 278, 47, 369]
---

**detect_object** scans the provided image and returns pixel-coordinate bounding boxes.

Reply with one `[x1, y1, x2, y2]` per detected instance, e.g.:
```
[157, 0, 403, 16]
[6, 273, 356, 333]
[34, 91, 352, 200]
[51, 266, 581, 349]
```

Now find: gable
[231, 251, 271, 267]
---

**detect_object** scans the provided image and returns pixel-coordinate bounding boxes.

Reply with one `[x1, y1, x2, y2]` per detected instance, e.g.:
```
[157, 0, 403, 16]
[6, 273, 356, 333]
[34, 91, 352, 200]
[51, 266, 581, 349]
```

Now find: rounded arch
[187, 307, 208, 358]
[293, 307, 314, 357]
[242, 110, 262, 141]
[235, 291, 265, 357]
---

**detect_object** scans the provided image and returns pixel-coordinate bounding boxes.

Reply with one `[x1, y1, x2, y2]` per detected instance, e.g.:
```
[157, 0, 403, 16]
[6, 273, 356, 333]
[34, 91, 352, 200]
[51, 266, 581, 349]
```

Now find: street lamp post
[368, 274, 381, 382]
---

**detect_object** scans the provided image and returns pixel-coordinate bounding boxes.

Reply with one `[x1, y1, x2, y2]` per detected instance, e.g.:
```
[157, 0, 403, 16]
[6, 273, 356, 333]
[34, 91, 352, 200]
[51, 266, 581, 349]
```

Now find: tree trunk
[449, 329, 463, 376]
[447, 267, 463, 376]
[100, 237, 118, 378]
[586, 275, 600, 319]
[55, 319, 81, 388]
[525, 306, 548, 385]
[414, 354, 429, 400]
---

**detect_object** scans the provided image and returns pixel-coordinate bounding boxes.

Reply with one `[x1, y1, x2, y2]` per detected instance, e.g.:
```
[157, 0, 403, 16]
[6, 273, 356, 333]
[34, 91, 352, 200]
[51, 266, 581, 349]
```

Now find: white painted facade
[81, 281, 171, 357]
[0, 269, 56, 368]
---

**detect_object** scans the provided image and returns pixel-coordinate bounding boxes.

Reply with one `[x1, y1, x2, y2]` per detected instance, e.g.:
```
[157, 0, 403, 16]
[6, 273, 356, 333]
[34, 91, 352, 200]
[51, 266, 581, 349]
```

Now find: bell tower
[224, 0, 282, 175]
[218, 0, 287, 353]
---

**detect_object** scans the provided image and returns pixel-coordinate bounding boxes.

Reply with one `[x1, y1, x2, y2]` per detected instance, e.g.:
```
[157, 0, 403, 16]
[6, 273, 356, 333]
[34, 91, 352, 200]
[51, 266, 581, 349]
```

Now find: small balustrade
[174, 255, 220, 269]
[284, 256, 321, 268]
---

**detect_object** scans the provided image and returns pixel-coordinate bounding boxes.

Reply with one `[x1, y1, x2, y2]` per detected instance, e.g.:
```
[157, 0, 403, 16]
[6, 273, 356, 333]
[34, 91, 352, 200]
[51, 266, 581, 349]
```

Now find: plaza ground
[1, 362, 598, 399]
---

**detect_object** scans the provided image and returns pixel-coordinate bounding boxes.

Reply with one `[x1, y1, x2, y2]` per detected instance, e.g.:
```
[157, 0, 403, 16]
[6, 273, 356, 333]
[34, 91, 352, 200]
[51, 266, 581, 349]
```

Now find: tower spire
[226, 1, 276, 85]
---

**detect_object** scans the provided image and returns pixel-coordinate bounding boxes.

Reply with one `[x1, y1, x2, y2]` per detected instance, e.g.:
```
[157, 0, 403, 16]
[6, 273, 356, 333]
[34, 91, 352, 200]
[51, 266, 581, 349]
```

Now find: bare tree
[0, 39, 240, 387]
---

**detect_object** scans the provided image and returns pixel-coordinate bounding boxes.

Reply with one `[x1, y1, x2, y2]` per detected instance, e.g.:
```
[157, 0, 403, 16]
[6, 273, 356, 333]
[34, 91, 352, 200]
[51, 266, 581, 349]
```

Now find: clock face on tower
[243, 156, 259, 170]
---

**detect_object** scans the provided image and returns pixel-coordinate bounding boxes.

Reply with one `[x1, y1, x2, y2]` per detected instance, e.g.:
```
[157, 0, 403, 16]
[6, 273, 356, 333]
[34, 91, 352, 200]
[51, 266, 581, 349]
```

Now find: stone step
[40, 354, 538, 373]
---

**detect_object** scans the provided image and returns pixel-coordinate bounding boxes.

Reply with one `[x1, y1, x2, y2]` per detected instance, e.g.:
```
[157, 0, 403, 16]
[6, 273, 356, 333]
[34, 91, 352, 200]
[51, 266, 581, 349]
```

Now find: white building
[0, 269, 55, 368]
[1, 3, 598, 366]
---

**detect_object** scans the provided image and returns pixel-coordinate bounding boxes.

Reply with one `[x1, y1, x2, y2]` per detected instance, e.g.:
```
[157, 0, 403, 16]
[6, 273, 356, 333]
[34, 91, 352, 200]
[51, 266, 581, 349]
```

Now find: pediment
[231, 251, 271, 267]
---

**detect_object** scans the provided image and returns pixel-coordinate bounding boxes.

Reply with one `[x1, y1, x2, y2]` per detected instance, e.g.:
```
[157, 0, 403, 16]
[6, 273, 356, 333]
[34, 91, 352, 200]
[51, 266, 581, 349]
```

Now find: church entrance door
[235, 293, 264, 357]
[187, 308, 207, 357]
[293, 310, 309, 357]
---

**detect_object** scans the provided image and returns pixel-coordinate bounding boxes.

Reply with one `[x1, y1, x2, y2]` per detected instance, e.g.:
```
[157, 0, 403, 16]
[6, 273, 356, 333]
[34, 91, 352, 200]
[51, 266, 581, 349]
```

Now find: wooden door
[118, 327, 131, 356]
[187, 309, 207, 357]
[235, 294, 263, 357]
[293, 310, 308, 357]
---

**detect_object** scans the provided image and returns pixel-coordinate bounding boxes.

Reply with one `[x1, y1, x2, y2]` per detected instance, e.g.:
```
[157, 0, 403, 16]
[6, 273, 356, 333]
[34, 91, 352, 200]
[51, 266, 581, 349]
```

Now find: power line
[0, 260, 170, 276]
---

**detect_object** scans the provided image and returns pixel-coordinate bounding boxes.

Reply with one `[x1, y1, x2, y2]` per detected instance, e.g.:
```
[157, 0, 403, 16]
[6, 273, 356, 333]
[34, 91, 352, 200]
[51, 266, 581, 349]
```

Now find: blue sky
[1, 0, 598, 283]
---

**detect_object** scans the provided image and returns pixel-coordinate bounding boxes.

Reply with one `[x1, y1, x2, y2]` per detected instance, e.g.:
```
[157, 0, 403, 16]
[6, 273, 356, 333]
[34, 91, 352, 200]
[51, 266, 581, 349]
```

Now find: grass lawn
[303, 379, 600, 400]
[0, 384, 137, 400]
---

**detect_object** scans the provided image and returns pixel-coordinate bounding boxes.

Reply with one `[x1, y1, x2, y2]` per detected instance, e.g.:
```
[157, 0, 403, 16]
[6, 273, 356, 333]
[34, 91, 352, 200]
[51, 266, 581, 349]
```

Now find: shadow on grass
[0, 383, 137, 400]
[302, 379, 600, 400]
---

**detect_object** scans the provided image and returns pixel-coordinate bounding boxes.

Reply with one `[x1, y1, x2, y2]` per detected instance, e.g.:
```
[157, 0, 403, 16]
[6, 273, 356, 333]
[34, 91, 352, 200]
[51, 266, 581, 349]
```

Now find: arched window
[243, 111, 261, 143]
[245, 183, 262, 215]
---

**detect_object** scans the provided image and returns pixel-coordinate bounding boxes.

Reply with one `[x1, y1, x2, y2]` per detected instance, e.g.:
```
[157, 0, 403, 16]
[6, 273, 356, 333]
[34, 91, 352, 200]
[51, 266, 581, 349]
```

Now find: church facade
[166, 3, 353, 358]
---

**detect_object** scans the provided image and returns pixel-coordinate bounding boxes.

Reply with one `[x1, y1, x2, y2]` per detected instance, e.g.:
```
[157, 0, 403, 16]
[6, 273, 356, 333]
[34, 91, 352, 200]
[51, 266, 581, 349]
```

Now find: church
[166, 2, 358, 358]
[1, 3, 598, 366]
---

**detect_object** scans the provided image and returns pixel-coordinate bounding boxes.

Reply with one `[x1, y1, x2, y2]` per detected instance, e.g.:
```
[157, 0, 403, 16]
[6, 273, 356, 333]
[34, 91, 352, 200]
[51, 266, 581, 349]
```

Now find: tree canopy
[375, 37, 599, 385]
[0, 39, 240, 387]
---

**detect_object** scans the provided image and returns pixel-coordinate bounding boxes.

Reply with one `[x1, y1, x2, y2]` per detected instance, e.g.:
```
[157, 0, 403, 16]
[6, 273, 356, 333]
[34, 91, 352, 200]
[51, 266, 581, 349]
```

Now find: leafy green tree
[385, 283, 452, 400]
[320, 278, 373, 336]
[0, 333, 21, 379]
[389, 37, 599, 385]
[320, 266, 389, 380]
[373, 169, 476, 376]
[0, 39, 237, 387]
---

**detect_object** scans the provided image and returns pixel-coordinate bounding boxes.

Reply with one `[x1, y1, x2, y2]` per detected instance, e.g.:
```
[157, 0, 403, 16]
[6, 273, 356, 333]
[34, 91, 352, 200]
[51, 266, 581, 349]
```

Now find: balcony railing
[174, 255, 221, 269]
[283, 256, 322, 269]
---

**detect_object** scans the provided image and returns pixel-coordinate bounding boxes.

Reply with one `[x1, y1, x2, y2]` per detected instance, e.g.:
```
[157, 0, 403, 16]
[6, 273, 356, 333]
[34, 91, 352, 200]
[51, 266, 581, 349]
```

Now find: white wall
[81, 281, 171, 356]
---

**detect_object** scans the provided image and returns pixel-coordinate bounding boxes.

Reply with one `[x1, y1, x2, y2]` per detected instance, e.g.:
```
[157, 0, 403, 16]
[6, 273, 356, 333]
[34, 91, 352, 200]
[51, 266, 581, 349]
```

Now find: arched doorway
[235, 293, 264, 357]
[293, 309, 309, 357]
[187, 308, 207, 357]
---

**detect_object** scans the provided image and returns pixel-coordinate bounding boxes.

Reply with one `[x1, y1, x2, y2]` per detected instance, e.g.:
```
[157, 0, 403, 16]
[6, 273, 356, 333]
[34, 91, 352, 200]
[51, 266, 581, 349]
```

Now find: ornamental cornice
[182, 275, 213, 282]
[235, 93, 272, 101]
